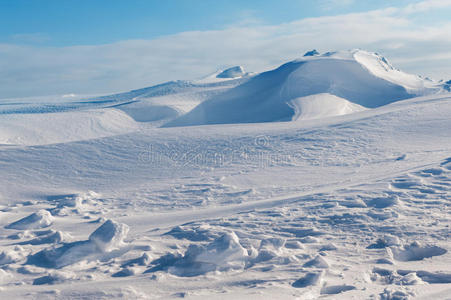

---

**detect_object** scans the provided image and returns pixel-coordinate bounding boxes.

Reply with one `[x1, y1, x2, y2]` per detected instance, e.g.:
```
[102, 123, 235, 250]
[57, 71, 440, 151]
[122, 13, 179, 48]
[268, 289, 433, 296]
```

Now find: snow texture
[0, 50, 450, 299]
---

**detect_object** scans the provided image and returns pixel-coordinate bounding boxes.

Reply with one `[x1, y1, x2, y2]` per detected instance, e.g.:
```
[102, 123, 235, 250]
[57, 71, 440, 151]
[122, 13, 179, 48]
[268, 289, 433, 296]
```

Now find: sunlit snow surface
[0, 50, 450, 299]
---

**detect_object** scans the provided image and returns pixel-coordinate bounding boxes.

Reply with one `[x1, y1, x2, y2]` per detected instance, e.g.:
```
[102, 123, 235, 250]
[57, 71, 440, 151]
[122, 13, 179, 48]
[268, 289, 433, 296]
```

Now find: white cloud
[1, 2, 451, 98]
[402, 0, 451, 14]
[318, 0, 355, 11]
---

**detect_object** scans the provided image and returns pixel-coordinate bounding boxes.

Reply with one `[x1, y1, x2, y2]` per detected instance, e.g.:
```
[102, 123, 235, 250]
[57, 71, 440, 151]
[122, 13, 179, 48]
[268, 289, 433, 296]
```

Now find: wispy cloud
[318, 0, 355, 11]
[402, 0, 451, 14]
[1, 2, 450, 98]
[10, 32, 51, 44]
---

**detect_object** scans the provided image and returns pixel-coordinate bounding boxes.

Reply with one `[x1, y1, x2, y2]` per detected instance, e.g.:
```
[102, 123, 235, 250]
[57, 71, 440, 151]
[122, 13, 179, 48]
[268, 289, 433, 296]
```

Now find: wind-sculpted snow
[26, 219, 129, 268]
[165, 50, 440, 127]
[0, 109, 137, 145]
[6, 210, 54, 230]
[153, 232, 249, 277]
[0, 60, 450, 298]
[216, 66, 246, 79]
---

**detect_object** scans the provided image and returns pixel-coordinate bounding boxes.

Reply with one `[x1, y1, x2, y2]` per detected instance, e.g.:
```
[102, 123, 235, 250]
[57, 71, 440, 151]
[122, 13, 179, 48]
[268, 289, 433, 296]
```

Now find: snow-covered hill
[0, 109, 137, 146]
[95, 71, 251, 123]
[165, 50, 444, 127]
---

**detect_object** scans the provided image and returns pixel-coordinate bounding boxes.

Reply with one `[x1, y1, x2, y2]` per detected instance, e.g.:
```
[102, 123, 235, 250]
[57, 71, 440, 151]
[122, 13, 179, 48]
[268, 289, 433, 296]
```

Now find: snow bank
[0, 109, 137, 146]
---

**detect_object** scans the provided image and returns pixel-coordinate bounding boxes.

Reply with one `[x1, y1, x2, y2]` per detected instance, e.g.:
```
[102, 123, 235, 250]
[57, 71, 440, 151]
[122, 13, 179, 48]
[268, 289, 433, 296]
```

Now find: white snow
[168, 232, 248, 277]
[88, 219, 129, 252]
[6, 210, 54, 230]
[289, 93, 366, 121]
[0, 50, 451, 299]
[353, 50, 440, 94]
[0, 109, 137, 146]
[165, 50, 442, 127]
[216, 66, 246, 79]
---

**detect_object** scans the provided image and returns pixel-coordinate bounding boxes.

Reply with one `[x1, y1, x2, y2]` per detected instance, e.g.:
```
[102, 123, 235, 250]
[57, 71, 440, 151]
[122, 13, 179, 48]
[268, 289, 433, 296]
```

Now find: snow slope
[289, 93, 366, 121]
[165, 50, 443, 127]
[0, 109, 137, 146]
[96, 75, 250, 124]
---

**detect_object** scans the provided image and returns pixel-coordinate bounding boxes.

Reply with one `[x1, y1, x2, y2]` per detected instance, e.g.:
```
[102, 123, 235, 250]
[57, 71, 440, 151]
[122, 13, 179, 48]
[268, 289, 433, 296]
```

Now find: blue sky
[0, 0, 422, 46]
[1, 0, 451, 98]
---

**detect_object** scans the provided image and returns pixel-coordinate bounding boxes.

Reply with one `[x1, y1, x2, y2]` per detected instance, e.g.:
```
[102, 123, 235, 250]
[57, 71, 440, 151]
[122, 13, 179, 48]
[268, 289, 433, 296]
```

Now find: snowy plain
[0, 50, 450, 299]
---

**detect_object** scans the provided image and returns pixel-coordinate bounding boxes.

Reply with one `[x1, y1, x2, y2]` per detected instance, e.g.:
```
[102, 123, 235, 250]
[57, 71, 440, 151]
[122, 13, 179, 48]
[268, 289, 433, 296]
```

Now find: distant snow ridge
[216, 66, 246, 79]
[165, 49, 442, 127]
[90, 72, 249, 123]
[303, 49, 320, 57]
[444, 80, 451, 92]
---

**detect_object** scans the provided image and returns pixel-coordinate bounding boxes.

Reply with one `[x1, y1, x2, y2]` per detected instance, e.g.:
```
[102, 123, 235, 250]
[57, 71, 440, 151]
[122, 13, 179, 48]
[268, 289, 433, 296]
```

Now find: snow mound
[168, 232, 248, 277]
[49, 191, 102, 216]
[0, 269, 14, 284]
[320, 285, 356, 295]
[390, 242, 447, 261]
[96, 77, 248, 123]
[216, 66, 246, 79]
[5, 210, 53, 230]
[165, 50, 436, 127]
[0, 247, 25, 265]
[89, 219, 129, 252]
[0, 109, 137, 146]
[304, 49, 320, 57]
[292, 271, 324, 288]
[303, 255, 329, 268]
[19, 230, 68, 245]
[26, 219, 129, 268]
[290, 93, 366, 121]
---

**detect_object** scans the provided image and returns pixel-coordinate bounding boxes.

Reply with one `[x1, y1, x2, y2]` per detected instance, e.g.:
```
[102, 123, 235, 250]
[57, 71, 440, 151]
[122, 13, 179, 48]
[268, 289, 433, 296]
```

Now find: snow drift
[95, 76, 249, 123]
[6, 210, 54, 230]
[0, 109, 137, 146]
[216, 66, 246, 79]
[164, 50, 442, 127]
[26, 219, 129, 268]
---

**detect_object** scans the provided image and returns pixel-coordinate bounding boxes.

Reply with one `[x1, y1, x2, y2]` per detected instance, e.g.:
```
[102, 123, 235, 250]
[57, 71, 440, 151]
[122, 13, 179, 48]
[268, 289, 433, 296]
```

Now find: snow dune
[289, 93, 366, 121]
[0, 109, 137, 146]
[165, 50, 443, 127]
